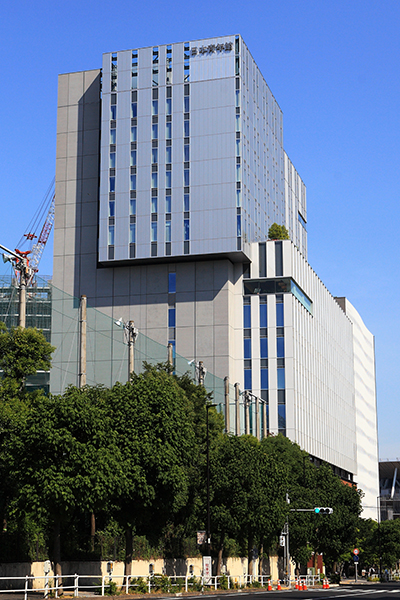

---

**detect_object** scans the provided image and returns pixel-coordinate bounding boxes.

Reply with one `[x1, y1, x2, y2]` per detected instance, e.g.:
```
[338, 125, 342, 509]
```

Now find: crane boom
[28, 193, 55, 280]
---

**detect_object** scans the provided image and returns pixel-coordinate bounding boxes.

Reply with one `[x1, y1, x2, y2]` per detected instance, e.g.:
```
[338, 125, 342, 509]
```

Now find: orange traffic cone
[277, 580, 281, 591]
[302, 580, 307, 591]
[324, 579, 327, 589]
[326, 579, 330, 589]
[268, 580, 272, 591]
[295, 578, 299, 590]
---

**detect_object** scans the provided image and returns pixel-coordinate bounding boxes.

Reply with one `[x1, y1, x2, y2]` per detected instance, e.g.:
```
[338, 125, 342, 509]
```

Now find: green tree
[0, 324, 54, 394]
[0, 386, 125, 580]
[211, 435, 288, 574]
[104, 366, 198, 576]
[375, 519, 400, 571]
[268, 223, 290, 240]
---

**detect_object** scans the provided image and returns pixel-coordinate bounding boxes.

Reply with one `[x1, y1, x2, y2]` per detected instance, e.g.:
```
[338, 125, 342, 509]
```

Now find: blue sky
[0, 0, 399, 459]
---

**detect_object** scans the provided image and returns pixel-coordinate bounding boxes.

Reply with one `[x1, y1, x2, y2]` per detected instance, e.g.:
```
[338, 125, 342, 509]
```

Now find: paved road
[2, 581, 400, 600]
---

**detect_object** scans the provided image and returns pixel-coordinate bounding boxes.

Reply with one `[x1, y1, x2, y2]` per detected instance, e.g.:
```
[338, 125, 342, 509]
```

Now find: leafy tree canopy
[268, 223, 290, 240]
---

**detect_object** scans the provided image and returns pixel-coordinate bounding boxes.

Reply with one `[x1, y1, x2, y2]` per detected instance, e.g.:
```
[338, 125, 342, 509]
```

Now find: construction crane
[1, 179, 55, 327]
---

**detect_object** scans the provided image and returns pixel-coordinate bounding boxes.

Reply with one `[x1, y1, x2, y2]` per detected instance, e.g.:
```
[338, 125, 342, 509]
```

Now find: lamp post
[114, 318, 138, 380]
[206, 402, 217, 556]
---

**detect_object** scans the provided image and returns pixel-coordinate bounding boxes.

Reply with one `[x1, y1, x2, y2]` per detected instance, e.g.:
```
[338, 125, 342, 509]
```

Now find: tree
[0, 386, 125, 581]
[268, 223, 290, 240]
[0, 324, 54, 394]
[210, 435, 288, 574]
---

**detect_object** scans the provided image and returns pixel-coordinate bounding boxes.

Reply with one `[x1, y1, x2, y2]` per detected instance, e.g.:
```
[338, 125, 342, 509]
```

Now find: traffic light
[314, 507, 333, 514]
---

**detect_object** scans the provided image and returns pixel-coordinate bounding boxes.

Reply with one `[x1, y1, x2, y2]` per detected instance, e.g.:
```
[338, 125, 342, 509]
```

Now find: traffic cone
[268, 580, 272, 591]
[295, 578, 299, 589]
[277, 580, 281, 591]
[302, 580, 307, 591]
[323, 579, 327, 589]
[326, 579, 330, 589]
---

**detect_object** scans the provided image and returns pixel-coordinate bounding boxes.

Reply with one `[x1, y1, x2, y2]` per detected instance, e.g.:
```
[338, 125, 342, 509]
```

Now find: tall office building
[53, 35, 379, 517]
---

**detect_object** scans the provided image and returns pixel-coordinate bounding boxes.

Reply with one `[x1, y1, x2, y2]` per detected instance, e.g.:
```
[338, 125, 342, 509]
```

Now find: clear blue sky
[0, 0, 399, 459]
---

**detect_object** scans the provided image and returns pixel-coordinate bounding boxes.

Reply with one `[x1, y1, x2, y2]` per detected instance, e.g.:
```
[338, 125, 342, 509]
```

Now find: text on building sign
[191, 42, 233, 56]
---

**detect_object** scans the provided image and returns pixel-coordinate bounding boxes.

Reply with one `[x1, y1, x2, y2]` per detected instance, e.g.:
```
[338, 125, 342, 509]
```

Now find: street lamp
[114, 318, 138, 380]
[206, 402, 217, 556]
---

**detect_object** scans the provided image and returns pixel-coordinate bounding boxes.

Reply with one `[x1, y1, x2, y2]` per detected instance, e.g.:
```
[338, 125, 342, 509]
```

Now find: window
[260, 338, 268, 358]
[277, 367, 285, 389]
[277, 337, 284, 358]
[259, 243, 266, 277]
[110, 104, 117, 120]
[131, 126, 137, 142]
[109, 177, 115, 193]
[184, 194, 189, 212]
[165, 221, 171, 243]
[184, 169, 189, 186]
[276, 301, 284, 327]
[166, 122, 172, 139]
[130, 198, 136, 214]
[166, 146, 172, 163]
[152, 124, 158, 139]
[243, 304, 251, 328]
[110, 152, 116, 168]
[131, 103, 137, 118]
[130, 150, 136, 166]
[151, 172, 158, 188]
[244, 369, 252, 390]
[275, 241, 283, 276]
[152, 100, 158, 115]
[168, 272, 176, 294]
[184, 144, 189, 161]
[151, 196, 157, 213]
[244, 338, 251, 359]
[261, 368, 268, 389]
[151, 222, 157, 242]
[130, 174, 136, 190]
[237, 215, 241, 237]
[165, 194, 171, 213]
[110, 128, 116, 144]
[184, 120, 189, 137]
[166, 171, 172, 188]
[152, 148, 158, 163]
[168, 307, 176, 328]
[184, 96, 189, 112]
[108, 225, 115, 245]
[129, 223, 136, 244]
[184, 219, 190, 241]
[278, 404, 286, 431]
[109, 201, 115, 217]
[166, 98, 172, 115]
[260, 303, 267, 327]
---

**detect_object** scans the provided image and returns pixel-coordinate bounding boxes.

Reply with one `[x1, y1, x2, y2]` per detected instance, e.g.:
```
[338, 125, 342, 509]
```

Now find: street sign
[203, 556, 212, 584]
[353, 556, 359, 563]
[353, 548, 359, 555]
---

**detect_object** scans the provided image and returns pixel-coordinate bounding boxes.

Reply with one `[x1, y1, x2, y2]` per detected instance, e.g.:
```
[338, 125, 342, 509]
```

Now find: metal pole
[206, 404, 211, 555]
[235, 383, 240, 435]
[245, 392, 250, 435]
[255, 395, 260, 441]
[224, 376, 230, 433]
[262, 399, 267, 439]
[79, 295, 87, 387]
[19, 272, 27, 328]
[198, 361, 205, 386]
[128, 321, 135, 380]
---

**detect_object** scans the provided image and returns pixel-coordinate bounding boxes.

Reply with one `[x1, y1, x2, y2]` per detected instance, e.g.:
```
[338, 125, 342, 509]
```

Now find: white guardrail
[0, 573, 322, 598]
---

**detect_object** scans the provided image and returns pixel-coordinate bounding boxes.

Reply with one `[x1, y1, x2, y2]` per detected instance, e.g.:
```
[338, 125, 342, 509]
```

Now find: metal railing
[0, 572, 325, 597]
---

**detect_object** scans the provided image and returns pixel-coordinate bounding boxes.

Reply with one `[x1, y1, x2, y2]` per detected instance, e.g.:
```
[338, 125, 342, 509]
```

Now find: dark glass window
[168, 307, 176, 328]
[168, 273, 176, 294]
[259, 242, 266, 277]
[277, 367, 285, 389]
[260, 338, 268, 358]
[275, 241, 283, 276]
[276, 302, 284, 327]
[243, 304, 251, 328]
[277, 337, 285, 358]
[244, 338, 251, 359]
[278, 404, 286, 431]
[261, 368, 268, 389]
[244, 369, 252, 390]
[260, 303, 267, 328]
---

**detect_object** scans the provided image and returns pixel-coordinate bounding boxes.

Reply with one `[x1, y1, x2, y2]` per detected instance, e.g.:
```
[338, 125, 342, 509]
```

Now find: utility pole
[0, 243, 31, 329]
[224, 376, 230, 433]
[114, 318, 138, 381]
[79, 295, 87, 388]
